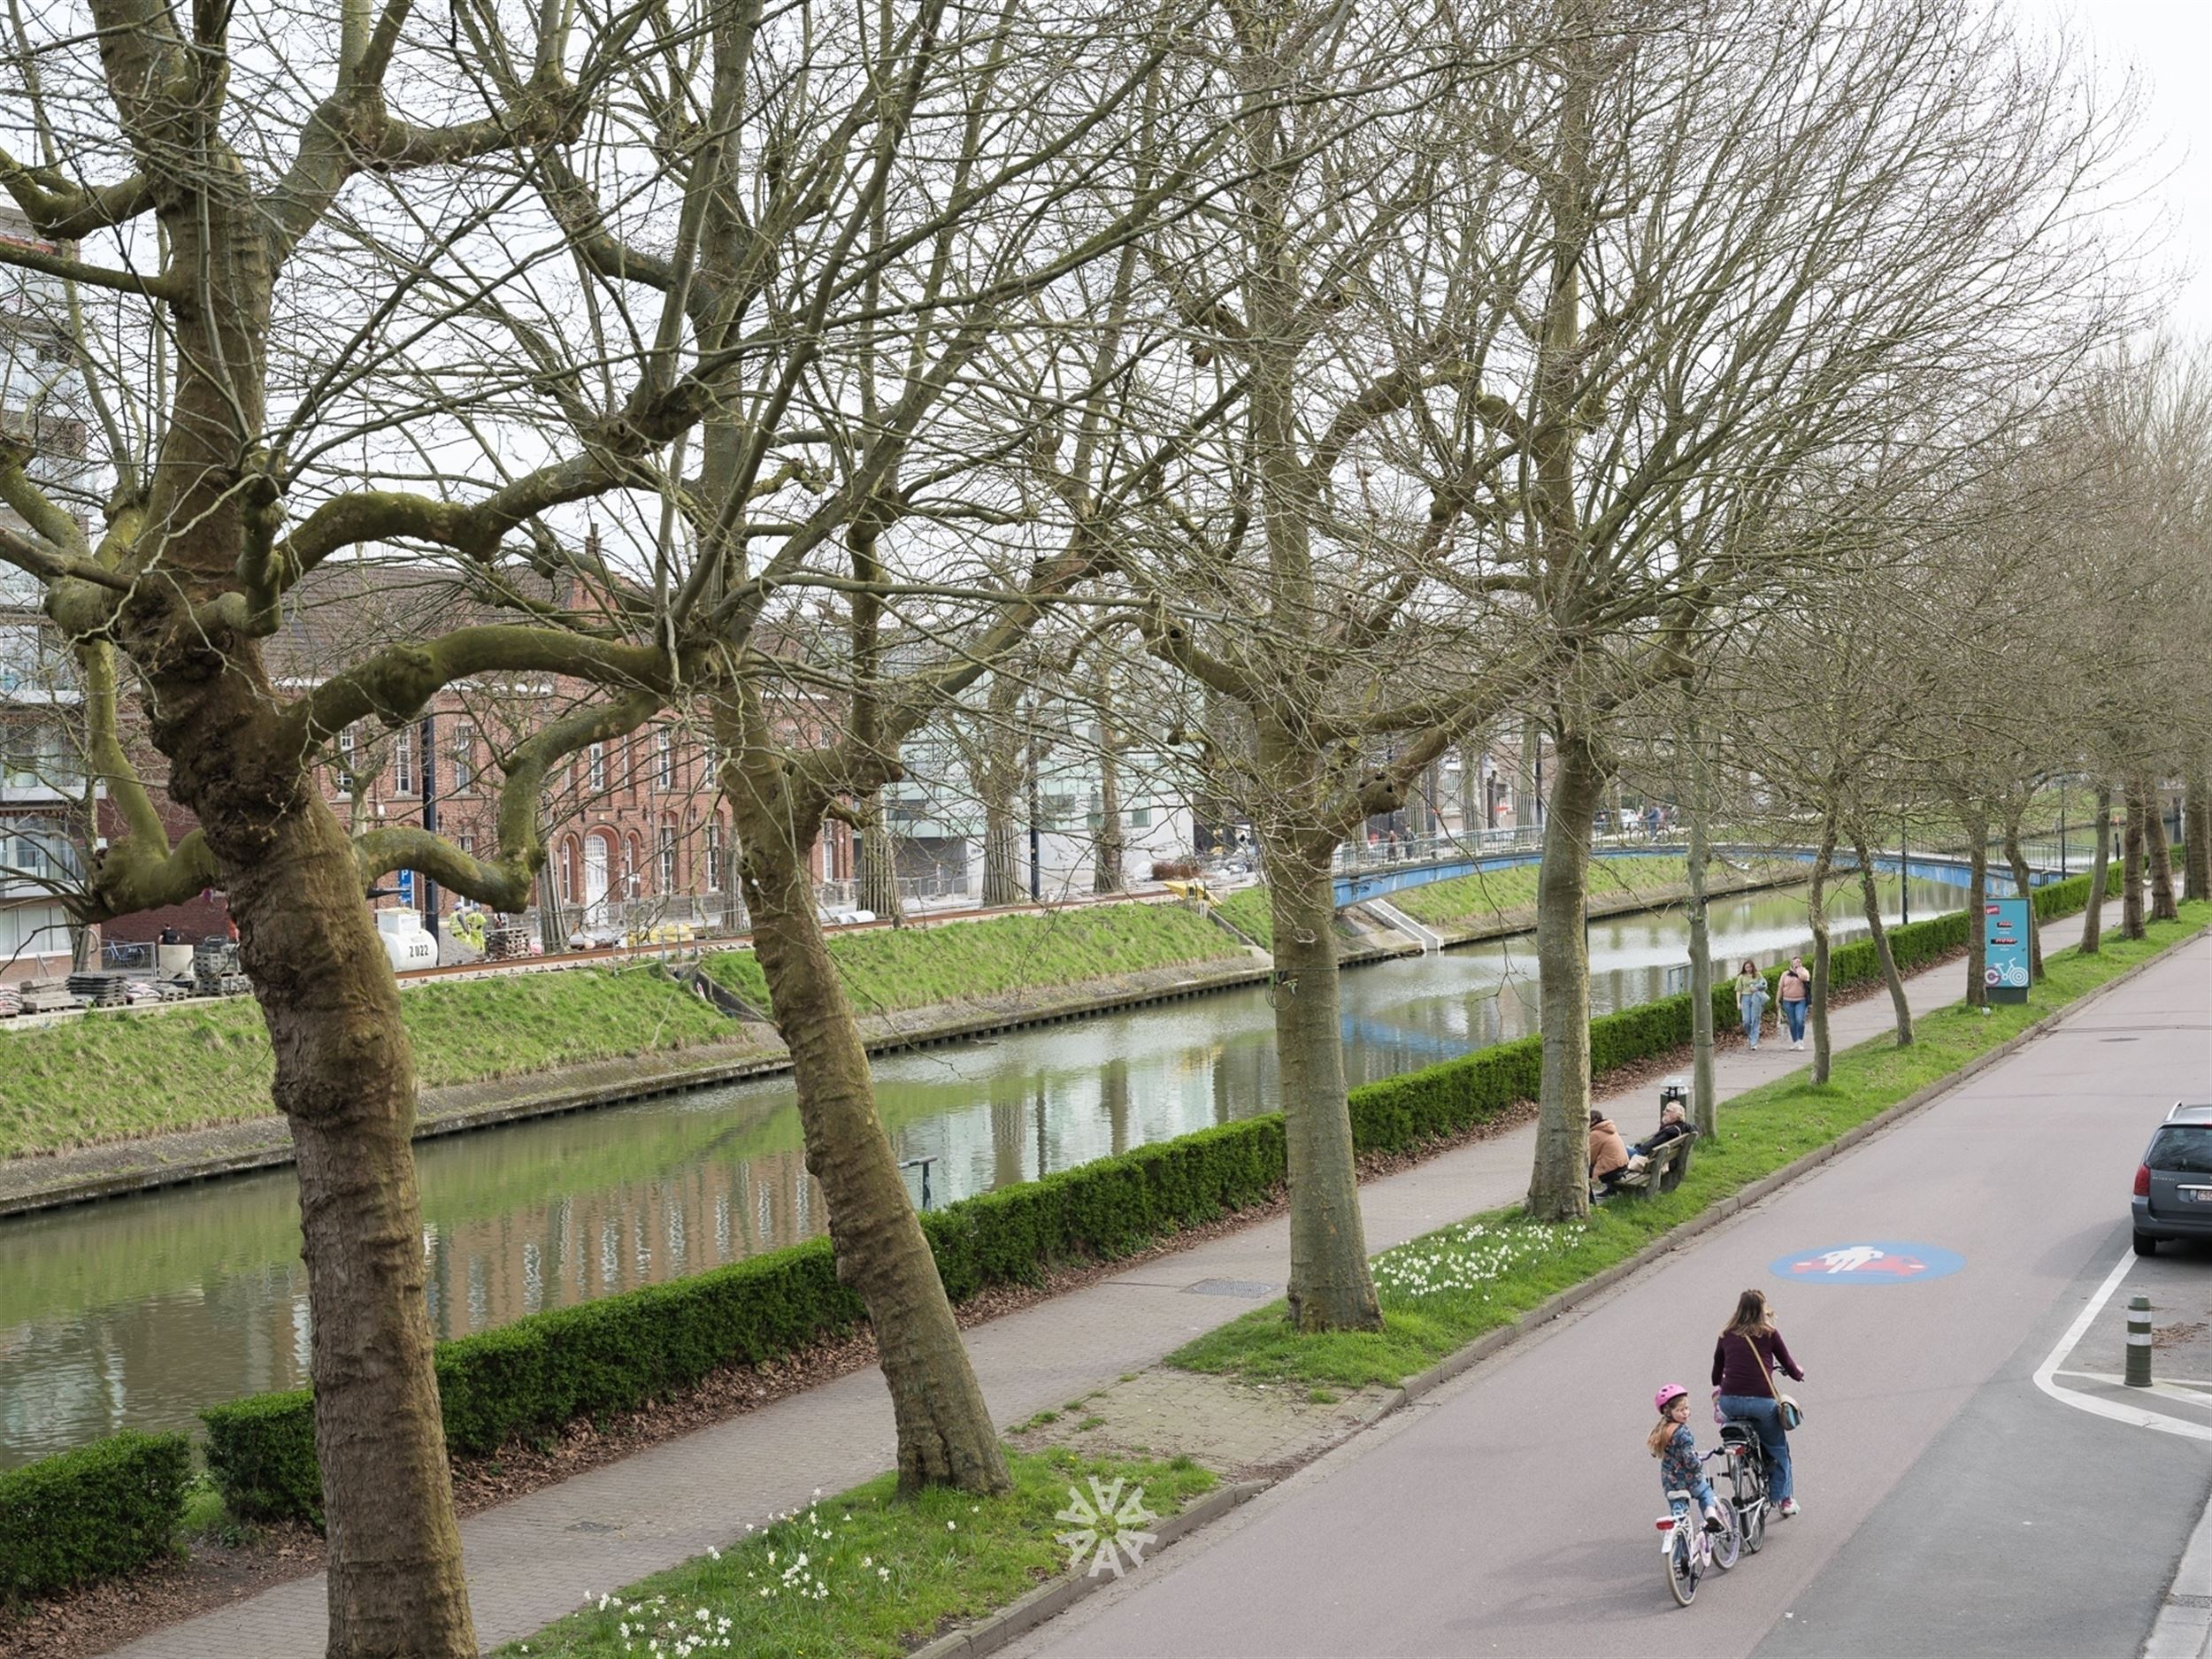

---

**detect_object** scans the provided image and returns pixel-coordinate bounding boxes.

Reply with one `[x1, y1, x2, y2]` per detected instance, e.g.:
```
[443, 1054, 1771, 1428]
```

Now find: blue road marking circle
[1770, 1241, 1965, 1284]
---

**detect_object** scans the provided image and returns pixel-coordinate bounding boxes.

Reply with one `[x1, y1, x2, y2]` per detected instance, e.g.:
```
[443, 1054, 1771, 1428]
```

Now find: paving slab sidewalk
[112, 926, 2047, 1658]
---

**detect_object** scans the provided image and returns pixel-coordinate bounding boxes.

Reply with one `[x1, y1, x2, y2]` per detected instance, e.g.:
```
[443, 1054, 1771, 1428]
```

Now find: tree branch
[284, 627, 676, 756]
[0, 234, 173, 296]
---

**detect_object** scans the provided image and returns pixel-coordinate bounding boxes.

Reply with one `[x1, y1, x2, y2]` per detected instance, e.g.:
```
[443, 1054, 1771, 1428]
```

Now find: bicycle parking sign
[1983, 895, 2030, 1004]
[1770, 1241, 1965, 1283]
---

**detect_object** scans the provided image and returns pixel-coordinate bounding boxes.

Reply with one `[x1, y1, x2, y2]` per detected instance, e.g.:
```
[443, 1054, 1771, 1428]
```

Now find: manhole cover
[568, 1520, 621, 1534]
[1184, 1279, 1278, 1298]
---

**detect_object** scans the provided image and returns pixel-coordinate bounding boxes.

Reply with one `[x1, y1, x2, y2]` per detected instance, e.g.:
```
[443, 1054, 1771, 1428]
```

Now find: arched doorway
[583, 830, 615, 925]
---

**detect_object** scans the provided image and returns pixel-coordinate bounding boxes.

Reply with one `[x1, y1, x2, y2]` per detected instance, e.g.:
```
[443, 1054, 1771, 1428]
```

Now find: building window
[452, 726, 476, 795]
[657, 728, 673, 790]
[336, 727, 357, 788]
[703, 820, 721, 891]
[657, 825, 678, 894]
[557, 837, 577, 902]
[457, 833, 475, 858]
[1129, 805, 1151, 829]
[587, 742, 606, 792]
[393, 728, 414, 795]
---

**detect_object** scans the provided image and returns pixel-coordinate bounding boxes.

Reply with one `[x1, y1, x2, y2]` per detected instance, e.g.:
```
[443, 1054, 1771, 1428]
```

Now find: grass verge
[0, 968, 740, 1158]
[495, 1448, 1214, 1659]
[1168, 902, 2209, 1390]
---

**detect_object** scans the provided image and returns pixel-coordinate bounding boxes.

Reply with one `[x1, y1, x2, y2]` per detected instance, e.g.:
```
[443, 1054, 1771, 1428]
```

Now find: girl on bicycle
[1647, 1386, 1727, 1532]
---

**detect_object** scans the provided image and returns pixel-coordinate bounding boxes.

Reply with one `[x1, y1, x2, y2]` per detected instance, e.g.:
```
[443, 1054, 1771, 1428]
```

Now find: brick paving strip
[109, 912, 2106, 1659]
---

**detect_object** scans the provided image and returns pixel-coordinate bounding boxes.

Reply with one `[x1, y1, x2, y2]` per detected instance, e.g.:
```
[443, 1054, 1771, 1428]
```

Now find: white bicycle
[1658, 1450, 1743, 1607]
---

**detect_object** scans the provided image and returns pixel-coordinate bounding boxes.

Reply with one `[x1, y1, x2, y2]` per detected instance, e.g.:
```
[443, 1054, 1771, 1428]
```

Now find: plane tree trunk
[2143, 784, 2178, 921]
[1685, 709, 1718, 1134]
[1527, 728, 1607, 1221]
[2122, 786, 2147, 941]
[1850, 828, 1913, 1046]
[723, 705, 1010, 1496]
[1256, 734, 1381, 1333]
[2082, 787, 2111, 954]
[1807, 817, 1836, 1082]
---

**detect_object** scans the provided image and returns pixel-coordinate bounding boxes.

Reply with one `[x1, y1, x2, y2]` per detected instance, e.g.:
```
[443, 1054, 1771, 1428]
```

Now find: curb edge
[911, 1479, 1267, 1659]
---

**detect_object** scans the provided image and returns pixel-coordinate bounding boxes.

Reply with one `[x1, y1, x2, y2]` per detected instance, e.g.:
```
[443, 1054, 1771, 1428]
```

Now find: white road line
[2034, 1247, 2212, 1442]
[2053, 1371, 2212, 1408]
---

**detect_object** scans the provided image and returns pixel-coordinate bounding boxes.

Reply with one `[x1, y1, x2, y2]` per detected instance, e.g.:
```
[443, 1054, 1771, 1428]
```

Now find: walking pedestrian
[1712, 1288, 1806, 1517]
[1735, 959, 1768, 1050]
[1778, 955, 1812, 1050]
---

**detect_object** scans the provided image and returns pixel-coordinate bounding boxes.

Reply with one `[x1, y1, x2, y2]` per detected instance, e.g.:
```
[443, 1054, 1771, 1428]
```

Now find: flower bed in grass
[493, 1448, 1212, 1659]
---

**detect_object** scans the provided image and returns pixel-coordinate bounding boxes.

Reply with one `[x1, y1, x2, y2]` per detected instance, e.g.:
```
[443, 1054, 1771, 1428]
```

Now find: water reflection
[0, 874, 1957, 1463]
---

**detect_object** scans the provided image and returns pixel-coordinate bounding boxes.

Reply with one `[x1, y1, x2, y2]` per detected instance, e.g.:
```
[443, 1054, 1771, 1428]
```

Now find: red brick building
[104, 561, 855, 949]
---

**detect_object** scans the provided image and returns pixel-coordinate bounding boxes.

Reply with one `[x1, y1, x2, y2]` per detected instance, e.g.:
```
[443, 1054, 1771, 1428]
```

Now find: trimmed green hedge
[0, 1431, 190, 1599]
[150, 868, 2120, 1534]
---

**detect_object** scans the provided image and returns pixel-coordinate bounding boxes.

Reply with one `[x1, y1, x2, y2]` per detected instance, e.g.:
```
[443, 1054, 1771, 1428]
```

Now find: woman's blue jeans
[1717, 1394, 1793, 1502]
[1784, 999, 1808, 1042]
[1717, 1398, 1787, 1513]
[1740, 997, 1764, 1048]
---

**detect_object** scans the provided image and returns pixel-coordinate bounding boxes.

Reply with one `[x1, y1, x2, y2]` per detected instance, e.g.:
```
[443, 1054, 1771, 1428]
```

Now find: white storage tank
[375, 908, 439, 972]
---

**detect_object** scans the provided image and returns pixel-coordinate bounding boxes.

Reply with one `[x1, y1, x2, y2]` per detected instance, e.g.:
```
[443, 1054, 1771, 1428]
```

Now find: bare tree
[1491, 0, 2129, 1218]
[1104, 0, 1539, 1331]
[0, 0, 1206, 1641]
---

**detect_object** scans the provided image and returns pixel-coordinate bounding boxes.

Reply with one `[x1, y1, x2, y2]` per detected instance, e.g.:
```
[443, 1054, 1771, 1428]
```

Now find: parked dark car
[2133, 1102, 2212, 1256]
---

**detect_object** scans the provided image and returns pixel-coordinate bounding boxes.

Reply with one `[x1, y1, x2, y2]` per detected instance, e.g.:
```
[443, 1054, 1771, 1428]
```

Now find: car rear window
[2147, 1125, 2212, 1175]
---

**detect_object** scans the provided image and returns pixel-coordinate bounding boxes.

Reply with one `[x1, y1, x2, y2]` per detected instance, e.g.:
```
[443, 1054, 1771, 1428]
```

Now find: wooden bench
[1607, 1129, 1695, 1197]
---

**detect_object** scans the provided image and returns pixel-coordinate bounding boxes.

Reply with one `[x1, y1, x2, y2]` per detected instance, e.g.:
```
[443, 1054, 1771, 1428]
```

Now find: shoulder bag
[1741, 1332, 1804, 1430]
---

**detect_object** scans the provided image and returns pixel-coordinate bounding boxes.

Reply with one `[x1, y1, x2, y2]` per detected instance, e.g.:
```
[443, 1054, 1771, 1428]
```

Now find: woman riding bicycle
[1712, 1287, 1805, 1517]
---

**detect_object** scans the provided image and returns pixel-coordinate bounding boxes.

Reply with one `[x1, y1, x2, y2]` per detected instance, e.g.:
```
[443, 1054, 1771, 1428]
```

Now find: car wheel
[2133, 1230, 2159, 1257]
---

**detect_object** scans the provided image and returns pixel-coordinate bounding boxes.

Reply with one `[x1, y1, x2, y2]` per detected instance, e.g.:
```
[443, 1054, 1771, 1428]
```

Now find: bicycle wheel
[1667, 1520, 1700, 1607]
[1712, 1499, 1742, 1571]
[1739, 1457, 1768, 1555]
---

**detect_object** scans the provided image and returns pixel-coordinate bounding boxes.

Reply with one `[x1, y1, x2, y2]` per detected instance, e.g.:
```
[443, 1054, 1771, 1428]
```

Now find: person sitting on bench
[1632, 1099, 1692, 1160]
[1590, 1110, 1637, 1191]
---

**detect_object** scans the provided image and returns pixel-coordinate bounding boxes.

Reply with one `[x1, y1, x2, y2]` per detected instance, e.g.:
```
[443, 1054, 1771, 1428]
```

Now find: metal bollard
[2125, 1294, 2153, 1388]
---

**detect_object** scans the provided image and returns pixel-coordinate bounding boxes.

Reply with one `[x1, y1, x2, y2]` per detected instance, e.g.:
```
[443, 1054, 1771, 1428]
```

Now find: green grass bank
[701, 900, 1244, 1018]
[0, 967, 740, 1159]
[0, 899, 1248, 1160]
[1216, 852, 1787, 947]
[1169, 901, 2211, 1390]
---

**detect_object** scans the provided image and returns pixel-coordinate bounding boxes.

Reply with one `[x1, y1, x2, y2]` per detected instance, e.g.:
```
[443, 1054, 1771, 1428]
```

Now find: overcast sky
[2024, 0, 2212, 339]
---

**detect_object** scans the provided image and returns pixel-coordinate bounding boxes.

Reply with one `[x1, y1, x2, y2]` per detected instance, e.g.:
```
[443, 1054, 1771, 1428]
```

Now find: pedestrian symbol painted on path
[1770, 1240, 1965, 1283]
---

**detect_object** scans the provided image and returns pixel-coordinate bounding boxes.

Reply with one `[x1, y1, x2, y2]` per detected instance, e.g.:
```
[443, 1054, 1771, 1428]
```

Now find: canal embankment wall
[0, 859, 1783, 1217]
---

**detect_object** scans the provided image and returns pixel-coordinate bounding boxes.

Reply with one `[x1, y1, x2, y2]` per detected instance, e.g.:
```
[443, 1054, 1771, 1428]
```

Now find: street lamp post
[1900, 808, 1909, 928]
[2059, 782, 2068, 877]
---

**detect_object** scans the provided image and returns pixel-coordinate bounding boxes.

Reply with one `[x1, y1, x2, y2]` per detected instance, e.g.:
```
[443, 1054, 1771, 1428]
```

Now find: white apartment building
[1, 206, 93, 979]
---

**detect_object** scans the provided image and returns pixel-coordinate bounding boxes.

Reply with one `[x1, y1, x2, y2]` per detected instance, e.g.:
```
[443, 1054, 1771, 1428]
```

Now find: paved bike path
[1003, 933, 2212, 1659]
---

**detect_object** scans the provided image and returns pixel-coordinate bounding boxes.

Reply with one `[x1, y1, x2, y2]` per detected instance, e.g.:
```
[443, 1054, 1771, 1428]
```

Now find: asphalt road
[1005, 935, 2212, 1659]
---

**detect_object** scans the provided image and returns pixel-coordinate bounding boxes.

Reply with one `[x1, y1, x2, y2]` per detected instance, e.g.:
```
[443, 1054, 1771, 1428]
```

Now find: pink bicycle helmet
[1654, 1384, 1690, 1413]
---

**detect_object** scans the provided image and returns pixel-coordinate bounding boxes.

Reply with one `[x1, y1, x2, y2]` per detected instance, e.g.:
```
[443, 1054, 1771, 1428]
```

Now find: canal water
[0, 873, 1963, 1465]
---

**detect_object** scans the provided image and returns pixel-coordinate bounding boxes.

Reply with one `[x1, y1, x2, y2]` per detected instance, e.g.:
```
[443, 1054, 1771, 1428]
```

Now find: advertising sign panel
[1983, 895, 2030, 1004]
